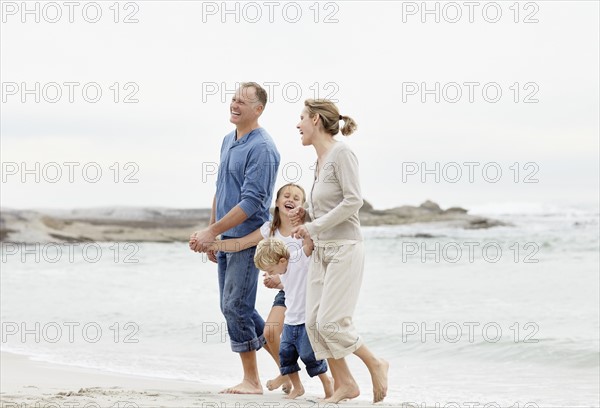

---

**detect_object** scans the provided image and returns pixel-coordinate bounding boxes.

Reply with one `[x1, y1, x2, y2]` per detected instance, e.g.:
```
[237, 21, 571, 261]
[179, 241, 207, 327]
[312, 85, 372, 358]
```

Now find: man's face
[230, 86, 262, 126]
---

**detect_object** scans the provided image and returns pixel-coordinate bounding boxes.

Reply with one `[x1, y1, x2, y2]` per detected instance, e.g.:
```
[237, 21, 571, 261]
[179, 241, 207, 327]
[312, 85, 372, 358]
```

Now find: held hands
[263, 273, 281, 289]
[288, 206, 306, 227]
[189, 228, 216, 252]
[189, 228, 218, 263]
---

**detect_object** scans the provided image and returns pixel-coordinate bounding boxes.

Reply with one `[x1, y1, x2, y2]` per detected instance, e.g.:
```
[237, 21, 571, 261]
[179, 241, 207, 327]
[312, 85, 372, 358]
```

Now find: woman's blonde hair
[254, 238, 290, 271]
[304, 99, 357, 137]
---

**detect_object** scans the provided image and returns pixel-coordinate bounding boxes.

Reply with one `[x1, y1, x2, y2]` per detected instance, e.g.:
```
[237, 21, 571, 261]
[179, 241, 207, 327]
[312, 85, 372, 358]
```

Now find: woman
[290, 99, 389, 403]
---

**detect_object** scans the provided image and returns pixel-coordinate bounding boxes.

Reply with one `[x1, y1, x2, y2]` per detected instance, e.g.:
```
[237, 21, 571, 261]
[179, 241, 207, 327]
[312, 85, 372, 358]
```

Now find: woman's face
[296, 107, 317, 146]
[276, 186, 304, 216]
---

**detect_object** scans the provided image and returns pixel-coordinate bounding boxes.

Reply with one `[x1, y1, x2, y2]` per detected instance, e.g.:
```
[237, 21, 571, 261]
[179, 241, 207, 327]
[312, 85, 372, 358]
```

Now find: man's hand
[189, 232, 198, 249]
[288, 207, 306, 227]
[190, 227, 217, 252]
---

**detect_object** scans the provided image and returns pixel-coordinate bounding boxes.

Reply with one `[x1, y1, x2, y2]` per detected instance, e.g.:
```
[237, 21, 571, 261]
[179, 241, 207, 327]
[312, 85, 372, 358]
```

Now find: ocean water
[1, 203, 599, 407]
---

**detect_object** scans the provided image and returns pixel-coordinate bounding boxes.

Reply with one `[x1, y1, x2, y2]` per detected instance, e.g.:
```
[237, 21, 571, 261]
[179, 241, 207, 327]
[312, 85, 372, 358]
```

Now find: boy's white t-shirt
[279, 246, 309, 325]
[260, 221, 309, 326]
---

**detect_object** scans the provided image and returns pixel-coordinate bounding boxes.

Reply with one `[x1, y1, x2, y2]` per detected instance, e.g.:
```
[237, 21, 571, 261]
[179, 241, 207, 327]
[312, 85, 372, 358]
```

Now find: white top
[260, 221, 308, 325]
[279, 246, 310, 325]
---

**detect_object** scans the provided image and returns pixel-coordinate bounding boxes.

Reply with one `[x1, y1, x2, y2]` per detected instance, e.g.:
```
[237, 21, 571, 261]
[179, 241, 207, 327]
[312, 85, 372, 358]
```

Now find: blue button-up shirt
[215, 127, 280, 238]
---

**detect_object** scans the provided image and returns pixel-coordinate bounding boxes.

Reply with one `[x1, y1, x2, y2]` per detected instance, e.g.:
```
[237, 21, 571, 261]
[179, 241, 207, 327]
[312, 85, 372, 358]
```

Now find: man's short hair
[240, 81, 268, 109]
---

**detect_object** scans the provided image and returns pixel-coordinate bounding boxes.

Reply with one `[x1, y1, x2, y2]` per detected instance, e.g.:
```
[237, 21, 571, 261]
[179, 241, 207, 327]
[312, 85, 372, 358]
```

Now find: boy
[254, 237, 333, 400]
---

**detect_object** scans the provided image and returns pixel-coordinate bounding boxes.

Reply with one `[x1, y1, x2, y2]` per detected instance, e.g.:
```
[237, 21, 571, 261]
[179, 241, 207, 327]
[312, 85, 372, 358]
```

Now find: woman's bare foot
[219, 379, 263, 394]
[324, 381, 360, 403]
[284, 385, 305, 399]
[371, 359, 389, 403]
[266, 375, 292, 394]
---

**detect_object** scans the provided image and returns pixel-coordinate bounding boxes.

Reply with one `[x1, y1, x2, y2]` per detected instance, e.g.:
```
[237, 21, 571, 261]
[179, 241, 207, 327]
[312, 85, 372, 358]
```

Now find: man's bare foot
[284, 385, 305, 399]
[371, 359, 389, 403]
[266, 375, 292, 394]
[219, 379, 263, 394]
[324, 382, 360, 403]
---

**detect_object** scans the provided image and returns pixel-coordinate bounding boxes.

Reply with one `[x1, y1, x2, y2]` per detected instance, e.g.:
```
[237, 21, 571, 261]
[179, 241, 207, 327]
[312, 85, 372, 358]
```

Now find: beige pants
[305, 241, 365, 360]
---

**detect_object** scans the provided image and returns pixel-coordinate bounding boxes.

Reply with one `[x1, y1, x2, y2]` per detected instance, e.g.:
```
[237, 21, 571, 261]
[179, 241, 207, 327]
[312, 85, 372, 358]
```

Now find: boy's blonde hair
[254, 238, 290, 271]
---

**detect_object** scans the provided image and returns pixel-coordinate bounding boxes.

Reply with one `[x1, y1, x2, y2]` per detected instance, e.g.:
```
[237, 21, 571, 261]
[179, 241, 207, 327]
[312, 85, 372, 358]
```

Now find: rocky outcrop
[359, 199, 506, 229]
[1, 208, 211, 244]
[1, 200, 507, 243]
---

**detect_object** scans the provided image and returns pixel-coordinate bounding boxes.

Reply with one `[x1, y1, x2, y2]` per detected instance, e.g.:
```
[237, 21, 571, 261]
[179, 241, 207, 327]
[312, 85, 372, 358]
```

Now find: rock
[0, 228, 16, 241]
[464, 218, 506, 229]
[444, 206, 468, 214]
[419, 200, 442, 212]
[414, 233, 437, 238]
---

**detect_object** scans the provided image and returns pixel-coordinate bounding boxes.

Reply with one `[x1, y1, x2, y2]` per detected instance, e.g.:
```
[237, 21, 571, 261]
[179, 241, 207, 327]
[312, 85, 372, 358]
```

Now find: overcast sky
[1, 0, 598, 211]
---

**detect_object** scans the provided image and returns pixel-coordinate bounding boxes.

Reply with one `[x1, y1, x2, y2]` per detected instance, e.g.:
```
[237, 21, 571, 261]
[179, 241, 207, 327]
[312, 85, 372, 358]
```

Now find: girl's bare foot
[284, 385, 305, 399]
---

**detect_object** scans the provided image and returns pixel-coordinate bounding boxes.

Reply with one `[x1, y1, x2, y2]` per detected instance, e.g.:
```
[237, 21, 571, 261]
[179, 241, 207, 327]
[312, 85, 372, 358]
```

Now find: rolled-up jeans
[217, 243, 266, 352]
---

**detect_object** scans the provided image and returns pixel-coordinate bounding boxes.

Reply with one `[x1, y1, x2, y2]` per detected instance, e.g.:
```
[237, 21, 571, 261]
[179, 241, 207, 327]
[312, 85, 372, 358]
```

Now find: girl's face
[276, 186, 305, 216]
[296, 107, 317, 146]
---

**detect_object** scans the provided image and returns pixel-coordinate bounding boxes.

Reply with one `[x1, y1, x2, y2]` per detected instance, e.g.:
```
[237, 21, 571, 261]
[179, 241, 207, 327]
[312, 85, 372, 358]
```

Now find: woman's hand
[288, 207, 306, 227]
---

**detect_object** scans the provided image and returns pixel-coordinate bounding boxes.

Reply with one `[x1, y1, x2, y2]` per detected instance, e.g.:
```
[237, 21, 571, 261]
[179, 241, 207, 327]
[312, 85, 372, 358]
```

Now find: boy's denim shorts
[273, 290, 286, 308]
[279, 323, 327, 377]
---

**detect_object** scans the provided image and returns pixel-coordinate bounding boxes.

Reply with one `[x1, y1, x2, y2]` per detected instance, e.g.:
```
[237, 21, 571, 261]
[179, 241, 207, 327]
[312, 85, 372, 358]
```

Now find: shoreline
[0, 351, 392, 407]
[0, 201, 508, 244]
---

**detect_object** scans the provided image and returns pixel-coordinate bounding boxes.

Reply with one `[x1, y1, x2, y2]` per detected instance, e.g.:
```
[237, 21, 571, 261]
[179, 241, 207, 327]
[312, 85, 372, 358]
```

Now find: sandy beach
[1, 351, 210, 407]
[1, 352, 396, 408]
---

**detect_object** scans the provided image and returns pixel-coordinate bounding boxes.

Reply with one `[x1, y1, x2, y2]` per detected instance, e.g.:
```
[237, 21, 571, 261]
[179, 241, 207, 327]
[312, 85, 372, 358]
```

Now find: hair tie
[339, 115, 343, 120]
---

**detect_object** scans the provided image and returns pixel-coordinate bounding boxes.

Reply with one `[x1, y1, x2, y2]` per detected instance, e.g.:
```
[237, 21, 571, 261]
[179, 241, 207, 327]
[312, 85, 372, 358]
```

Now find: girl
[207, 183, 307, 394]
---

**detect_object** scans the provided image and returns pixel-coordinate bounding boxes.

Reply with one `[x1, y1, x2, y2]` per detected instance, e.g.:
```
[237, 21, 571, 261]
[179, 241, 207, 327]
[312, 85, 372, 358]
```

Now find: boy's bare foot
[282, 382, 292, 394]
[219, 379, 263, 394]
[320, 375, 334, 399]
[266, 375, 292, 394]
[371, 358, 389, 403]
[284, 385, 305, 399]
[324, 382, 360, 403]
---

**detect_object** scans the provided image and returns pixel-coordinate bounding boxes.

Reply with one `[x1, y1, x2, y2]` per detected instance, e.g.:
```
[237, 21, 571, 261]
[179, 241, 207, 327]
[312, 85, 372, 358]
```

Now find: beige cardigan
[305, 141, 364, 243]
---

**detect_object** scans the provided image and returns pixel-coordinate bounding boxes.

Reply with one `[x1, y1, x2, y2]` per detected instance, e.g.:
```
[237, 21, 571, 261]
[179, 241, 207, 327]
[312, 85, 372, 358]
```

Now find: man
[190, 82, 280, 394]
